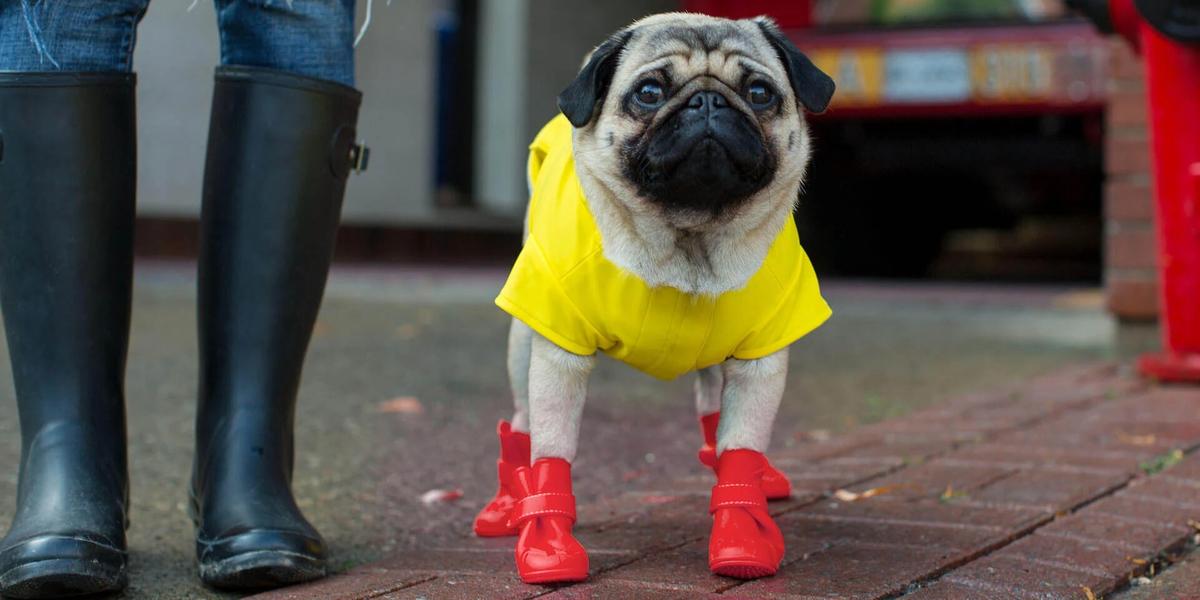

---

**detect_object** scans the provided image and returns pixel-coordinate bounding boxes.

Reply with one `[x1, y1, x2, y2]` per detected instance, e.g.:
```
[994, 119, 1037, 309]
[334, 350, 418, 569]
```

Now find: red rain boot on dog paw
[511, 458, 589, 584]
[698, 412, 792, 500]
[708, 449, 786, 579]
[473, 420, 530, 537]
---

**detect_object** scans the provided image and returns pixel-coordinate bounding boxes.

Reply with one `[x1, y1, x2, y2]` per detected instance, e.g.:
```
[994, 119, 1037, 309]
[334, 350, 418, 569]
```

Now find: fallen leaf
[1081, 586, 1096, 600]
[940, 484, 968, 503]
[795, 429, 833, 443]
[1188, 519, 1200, 532]
[863, 485, 899, 498]
[1140, 449, 1184, 475]
[419, 488, 463, 506]
[377, 396, 424, 415]
[1128, 557, 1149, 566]
[1117, 432, 1158, 447]
[833, 485, 898, 502]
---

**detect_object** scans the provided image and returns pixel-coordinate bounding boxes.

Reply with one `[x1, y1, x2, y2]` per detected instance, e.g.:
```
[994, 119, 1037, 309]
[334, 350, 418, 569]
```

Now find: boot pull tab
[329, 124, 368, 179]
[349, 142, 369, 173]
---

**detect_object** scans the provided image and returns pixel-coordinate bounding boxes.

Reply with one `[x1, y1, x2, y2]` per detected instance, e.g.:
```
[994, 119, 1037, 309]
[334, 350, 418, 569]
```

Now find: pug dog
[474, 13, 835, 584]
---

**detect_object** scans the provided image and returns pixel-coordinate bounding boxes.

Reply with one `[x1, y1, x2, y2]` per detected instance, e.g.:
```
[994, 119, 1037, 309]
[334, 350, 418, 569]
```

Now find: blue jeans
[0, 0, 355, 86]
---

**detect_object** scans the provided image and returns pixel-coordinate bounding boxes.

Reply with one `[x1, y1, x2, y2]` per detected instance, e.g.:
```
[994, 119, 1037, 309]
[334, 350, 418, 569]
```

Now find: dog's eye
[633, 81, 666, 108]
[746, 84, 775, 108]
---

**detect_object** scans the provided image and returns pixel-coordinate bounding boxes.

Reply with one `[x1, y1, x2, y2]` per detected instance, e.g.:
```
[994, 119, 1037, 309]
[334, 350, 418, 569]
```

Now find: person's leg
[213, 0, 356, 86]
[0, 0, 147, 72]
[0, 2, 147, 597]
[191, 0, 362, 590]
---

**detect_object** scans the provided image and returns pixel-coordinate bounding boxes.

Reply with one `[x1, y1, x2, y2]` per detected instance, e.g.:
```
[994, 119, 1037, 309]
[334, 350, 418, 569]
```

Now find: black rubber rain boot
[191, 66, 364, 590]
[0, 73, 136, 598]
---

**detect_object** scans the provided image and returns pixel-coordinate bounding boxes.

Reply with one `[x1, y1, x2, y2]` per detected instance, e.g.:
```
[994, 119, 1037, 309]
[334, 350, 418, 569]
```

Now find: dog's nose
[686, 91, 729, 113]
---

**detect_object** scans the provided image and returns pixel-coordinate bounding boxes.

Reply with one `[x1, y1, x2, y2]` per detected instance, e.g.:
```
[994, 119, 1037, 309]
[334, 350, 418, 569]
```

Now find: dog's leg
[527, 333, 595, 461]
[695, 365, 724, 417]
[510, 332, 593, 582]
[708, 348, 788, 578]
[507, 319, 534, 433]
[697, 355, 792, 499]
[717, 349, 788, 453]
[473, 319, 536, 537]
[694, 366, 723, 470]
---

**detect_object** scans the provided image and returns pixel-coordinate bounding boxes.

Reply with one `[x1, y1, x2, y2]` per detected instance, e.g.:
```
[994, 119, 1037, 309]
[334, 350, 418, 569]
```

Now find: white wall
[470, 0, 678, 218]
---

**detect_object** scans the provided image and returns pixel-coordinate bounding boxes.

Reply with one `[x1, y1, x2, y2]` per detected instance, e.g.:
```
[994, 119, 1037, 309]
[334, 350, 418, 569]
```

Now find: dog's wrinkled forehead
[616, 16, 787, 92]
[558, 13, 833, 128]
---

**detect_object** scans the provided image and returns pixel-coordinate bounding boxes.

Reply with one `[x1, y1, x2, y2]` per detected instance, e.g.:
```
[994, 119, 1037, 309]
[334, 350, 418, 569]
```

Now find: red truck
[687, 0, 1110, 279]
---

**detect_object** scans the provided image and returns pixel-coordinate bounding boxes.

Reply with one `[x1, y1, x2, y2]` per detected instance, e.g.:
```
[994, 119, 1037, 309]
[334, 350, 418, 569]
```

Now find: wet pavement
[0, 262, 1144, 598]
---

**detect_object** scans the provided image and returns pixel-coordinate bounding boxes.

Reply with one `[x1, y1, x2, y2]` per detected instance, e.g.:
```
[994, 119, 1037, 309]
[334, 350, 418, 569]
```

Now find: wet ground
[0, 262, 1149, 598]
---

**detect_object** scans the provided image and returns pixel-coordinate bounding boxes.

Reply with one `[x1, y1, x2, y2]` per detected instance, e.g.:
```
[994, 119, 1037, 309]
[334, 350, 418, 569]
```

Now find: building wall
[473, 0, 531, 217]
[524, 0, 678, 145]
[1104, 38, 1158, 321]
[134, 0, 435, 226]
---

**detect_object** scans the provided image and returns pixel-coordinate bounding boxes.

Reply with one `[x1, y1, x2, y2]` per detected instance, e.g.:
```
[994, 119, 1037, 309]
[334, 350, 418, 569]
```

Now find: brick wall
[1104, 39, 1159, 321]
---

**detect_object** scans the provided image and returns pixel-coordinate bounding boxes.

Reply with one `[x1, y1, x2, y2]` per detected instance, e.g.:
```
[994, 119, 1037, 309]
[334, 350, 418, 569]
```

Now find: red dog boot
[708, 449, 786, 579]
[698, 412, 792, 500]
[473, 420, 531, 537]
[511, 458, 589, 584]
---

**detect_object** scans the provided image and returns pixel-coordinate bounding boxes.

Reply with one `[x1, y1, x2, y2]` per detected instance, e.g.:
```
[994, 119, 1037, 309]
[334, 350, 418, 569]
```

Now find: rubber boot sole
[189, 494, 327, 590]
[519, 568, 589, 585]
[710, 559, 777, 580]
[198, 550, 326, 590]
[0, 556, 126, 599]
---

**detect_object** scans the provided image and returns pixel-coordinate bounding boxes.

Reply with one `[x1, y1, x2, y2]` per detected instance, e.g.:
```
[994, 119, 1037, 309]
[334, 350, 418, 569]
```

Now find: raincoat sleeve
[733, 247, 832, 360]
[496, 238, 604, 357]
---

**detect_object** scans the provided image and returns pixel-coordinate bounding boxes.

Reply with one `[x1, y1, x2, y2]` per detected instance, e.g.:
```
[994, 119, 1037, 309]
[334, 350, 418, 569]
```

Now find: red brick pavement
[254, 364, 1200, 599]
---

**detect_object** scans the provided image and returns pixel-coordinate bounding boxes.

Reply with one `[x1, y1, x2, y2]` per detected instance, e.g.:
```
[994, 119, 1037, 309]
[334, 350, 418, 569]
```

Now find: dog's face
[560, 13, 834, 230]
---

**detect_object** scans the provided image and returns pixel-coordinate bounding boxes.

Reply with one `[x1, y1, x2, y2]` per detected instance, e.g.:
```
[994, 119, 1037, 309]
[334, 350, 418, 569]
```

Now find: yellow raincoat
[496, 115, 830, 380]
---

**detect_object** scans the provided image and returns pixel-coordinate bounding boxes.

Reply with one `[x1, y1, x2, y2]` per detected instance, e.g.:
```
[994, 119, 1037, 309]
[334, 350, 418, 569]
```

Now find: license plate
[805, 39, 1095, 109]
[883, 49, 971, 103]
[971, 45, 1056, 100]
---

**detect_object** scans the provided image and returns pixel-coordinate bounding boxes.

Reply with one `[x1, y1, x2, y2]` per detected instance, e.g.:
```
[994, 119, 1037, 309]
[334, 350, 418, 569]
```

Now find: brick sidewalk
[255, 364, 1200, 599]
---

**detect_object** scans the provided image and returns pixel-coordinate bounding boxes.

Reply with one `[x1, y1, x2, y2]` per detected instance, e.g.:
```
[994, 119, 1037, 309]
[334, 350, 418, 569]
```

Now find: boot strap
[497, 459, 517, 483]
[709, 483, 767, 514]
[513, 492, 576, 525]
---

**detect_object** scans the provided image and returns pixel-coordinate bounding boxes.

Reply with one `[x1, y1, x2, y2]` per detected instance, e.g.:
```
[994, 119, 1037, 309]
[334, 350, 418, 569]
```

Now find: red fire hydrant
[1073, 0, 1200, 382]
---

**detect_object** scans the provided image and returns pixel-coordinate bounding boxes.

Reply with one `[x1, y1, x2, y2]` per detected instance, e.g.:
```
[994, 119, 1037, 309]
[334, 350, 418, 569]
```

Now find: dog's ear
[753, 17, 835, 114]
[557, 30, 633, 127]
